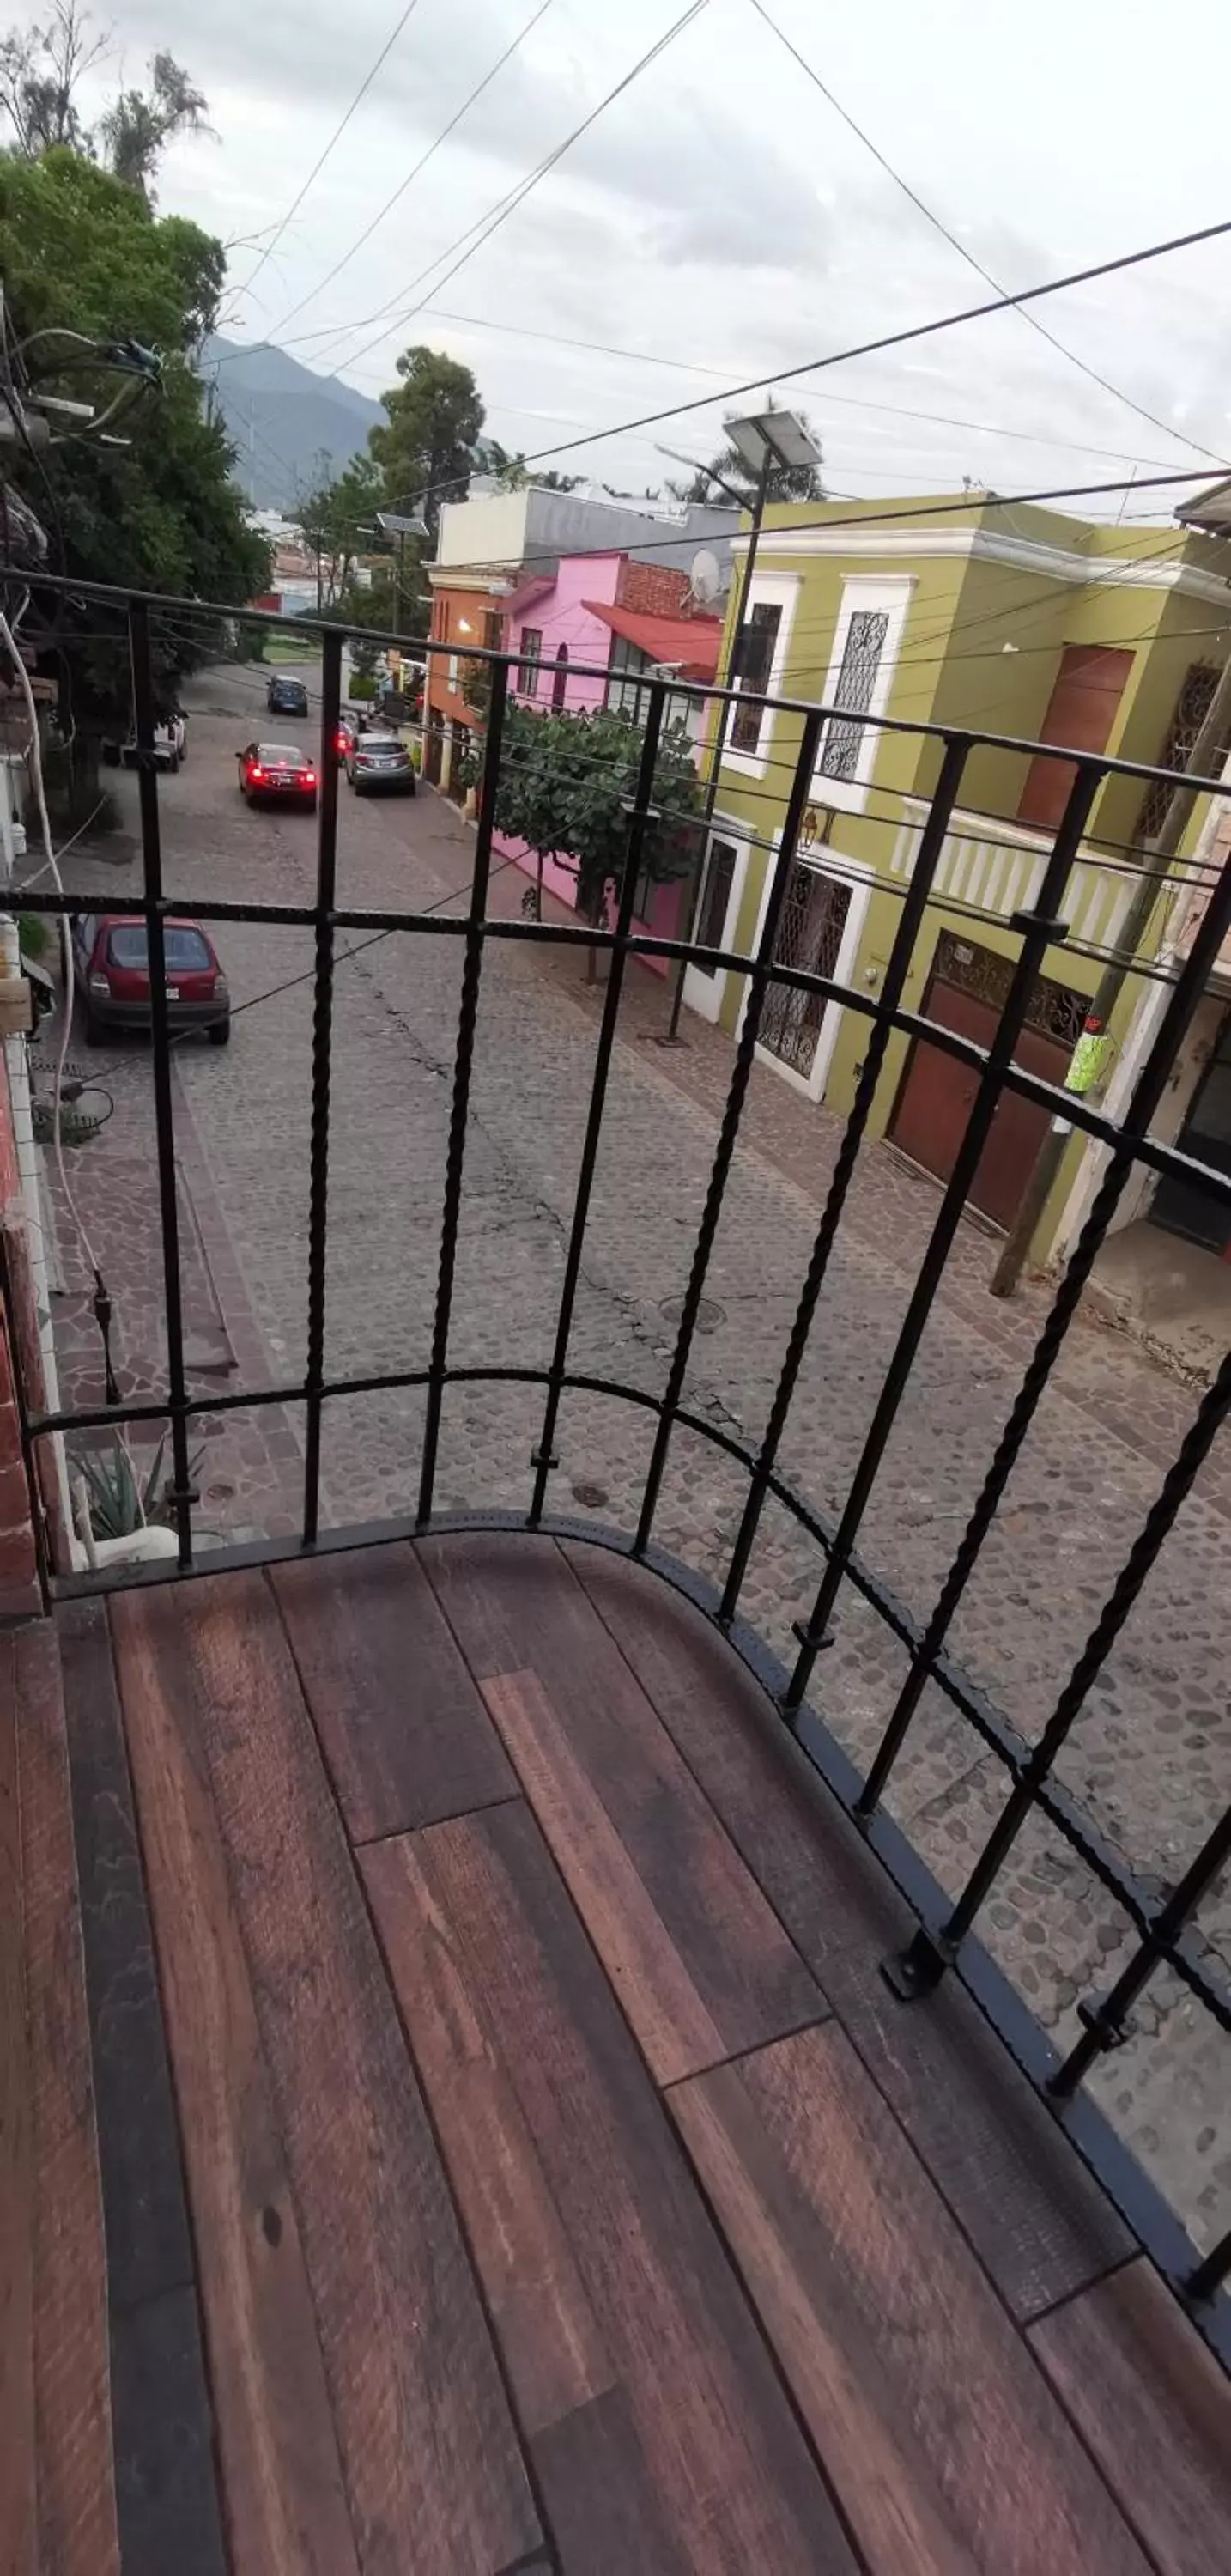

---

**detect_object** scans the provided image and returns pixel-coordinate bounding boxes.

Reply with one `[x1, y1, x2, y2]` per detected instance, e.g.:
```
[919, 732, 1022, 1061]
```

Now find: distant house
[424, 487, 731, 799]
[498, 552, 724, 945]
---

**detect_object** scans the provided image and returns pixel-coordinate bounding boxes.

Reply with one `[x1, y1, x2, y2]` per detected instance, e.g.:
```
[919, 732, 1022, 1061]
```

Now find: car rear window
[107, 926, 213, 971]
[257, 744, 309, 766]
[359, 735, 403, 752]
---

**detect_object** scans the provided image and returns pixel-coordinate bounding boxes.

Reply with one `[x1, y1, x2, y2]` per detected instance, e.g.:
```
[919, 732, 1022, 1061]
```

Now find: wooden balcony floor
[5, 1531, 1229, 2573]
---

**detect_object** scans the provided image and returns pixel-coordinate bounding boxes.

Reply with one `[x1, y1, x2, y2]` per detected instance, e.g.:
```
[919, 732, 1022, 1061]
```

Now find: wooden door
[890, 962, 1076, 1232]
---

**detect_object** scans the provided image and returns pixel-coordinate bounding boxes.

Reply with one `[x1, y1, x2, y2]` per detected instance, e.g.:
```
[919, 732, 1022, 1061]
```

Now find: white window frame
[736, 845, 873, 1103]
[447, 650, 459, 689]
[812, 575, 913, 815]
[721, 573, 800, 780]
[682, 818, 750, 1024]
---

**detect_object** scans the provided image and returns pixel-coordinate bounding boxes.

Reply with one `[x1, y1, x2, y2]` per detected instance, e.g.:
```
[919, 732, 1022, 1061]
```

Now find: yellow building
[682, 494, 1231, 1266]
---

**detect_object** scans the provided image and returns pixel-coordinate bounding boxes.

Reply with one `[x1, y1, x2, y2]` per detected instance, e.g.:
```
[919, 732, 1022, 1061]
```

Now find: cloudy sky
[20, 0, 1231, 510]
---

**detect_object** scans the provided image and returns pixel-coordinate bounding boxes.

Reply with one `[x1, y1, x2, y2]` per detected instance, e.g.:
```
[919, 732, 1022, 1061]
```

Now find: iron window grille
[817, 607, 890, 784]
[4, 576, 1231, 2367]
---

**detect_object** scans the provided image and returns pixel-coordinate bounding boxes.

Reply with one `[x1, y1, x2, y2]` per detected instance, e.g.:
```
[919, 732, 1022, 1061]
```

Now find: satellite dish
[688, 547, 721, 606]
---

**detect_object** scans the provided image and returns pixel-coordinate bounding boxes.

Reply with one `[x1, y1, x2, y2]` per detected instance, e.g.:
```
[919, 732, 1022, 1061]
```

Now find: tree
[368, 345, 484, 542]
[479, 438, 583, 495]
[0, 3, 211, 202]
[96, 52, 214, 204]
[1, 149, 268, 805]
[296, 451, 383, 608]
[494, 703, 702, 976]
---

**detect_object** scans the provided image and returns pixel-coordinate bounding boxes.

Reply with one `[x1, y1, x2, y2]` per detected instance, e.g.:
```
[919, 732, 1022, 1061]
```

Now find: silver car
[346, 730, 415, 796]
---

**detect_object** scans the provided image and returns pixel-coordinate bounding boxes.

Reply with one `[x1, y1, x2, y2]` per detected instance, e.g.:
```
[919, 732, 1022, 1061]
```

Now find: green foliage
[1, 150, 269, 732]
[368, 344, 483, 543]
[494, 704, 702, 925]
[296, 451, 383, 606]
[348, 670, 376, 700]
[667, 404, 825, 507]
[1, 5, 211, 200]
[73, 1430, 202, 1540]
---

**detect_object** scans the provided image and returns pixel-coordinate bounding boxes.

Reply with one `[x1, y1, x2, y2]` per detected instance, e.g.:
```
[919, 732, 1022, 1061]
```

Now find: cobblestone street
[36, 657, 1231, 2250]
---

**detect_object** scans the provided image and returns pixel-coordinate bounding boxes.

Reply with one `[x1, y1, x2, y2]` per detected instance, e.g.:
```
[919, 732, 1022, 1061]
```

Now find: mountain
[202, 335, 385, 512]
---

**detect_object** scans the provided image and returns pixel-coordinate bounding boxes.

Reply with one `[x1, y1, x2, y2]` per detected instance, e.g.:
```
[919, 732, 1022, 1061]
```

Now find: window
[817, 610, 890, 783]
[697, 838, 737, 956]
[108, 925, 213, 972]
[730, 603, 781, 755]
[519, 627, 543, 692]
[1136, 664, 1224, 843]
[447, 652, 459, 690]
[607, 634, 647, 722]
[482, 610, 503, 652]
[551, 643, 569, 712]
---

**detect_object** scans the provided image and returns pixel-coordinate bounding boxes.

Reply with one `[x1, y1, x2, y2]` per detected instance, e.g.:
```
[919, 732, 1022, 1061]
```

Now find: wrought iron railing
[5, 577, 1231, 2364]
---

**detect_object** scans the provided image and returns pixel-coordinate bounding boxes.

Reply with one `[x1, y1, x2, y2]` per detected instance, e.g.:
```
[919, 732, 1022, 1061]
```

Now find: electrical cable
[350, 212, 1231, 495]
[746, 0, 1224, 467]
[267, 0, 556, 341]
[303, 0, 713, 382]
[223, 0, 426, 324]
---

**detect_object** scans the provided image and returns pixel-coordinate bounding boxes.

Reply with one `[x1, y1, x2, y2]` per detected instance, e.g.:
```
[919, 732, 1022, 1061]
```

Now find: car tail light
[249, 762, 264, 781]
[304, 770, 317, 787]
[335, 729, 347, 754]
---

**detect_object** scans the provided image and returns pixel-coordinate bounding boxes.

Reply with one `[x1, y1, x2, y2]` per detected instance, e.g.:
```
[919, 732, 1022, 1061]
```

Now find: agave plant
[75, 1433, 203, 1541]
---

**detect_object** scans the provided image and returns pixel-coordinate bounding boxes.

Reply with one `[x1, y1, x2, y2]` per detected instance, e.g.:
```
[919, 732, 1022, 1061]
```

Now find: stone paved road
[38, 658, 1231, 2251]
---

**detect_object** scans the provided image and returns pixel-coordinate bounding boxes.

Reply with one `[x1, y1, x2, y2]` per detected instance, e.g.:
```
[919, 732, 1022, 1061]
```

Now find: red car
[236, 740, 318, 808]
[72, 913, 230, 1046]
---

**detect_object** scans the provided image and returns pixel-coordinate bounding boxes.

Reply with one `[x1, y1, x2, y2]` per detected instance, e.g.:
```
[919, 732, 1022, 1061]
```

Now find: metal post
[784, 760, 1101, 1716]
[719, 734, 971, 1625]
[664, 450, 773, 1045]
[530, 683, 669, 1523]
[991, 651, 1231, 1297]
[637, 706, 825, 1555]
[129, 600, 195, 1568]
[418, 656, 510, 1525]
[301, 628, 343, 1543]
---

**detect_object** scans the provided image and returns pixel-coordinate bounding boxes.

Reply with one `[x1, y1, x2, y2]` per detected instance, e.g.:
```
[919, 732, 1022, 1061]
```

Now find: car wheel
[209, 1018, 231, 1048]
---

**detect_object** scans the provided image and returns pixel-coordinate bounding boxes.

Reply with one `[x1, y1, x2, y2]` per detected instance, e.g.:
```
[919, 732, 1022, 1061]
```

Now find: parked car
[266, 674, 309, 717]
[72, 913, 229, 1046]
[102, 712, 186, 772]
[237, 742, 318, 809]
[336, 710, 364, 762]
[346, 731, 415, 796]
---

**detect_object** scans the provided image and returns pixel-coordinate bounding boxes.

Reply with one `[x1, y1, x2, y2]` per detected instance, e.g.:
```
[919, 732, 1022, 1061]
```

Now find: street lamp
[377, 507, 429, 636]
[664, 404, 823, 1043]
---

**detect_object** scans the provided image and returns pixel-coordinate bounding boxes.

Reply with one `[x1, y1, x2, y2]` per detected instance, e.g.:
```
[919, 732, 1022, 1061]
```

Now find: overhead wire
[309, 0, 712, 384]
[746, 0, 1224, 466]
[223, 0, 426, 324]
[266, 0, 556, 341]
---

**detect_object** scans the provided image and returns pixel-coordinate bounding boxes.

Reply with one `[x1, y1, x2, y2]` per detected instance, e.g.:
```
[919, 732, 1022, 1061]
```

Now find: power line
[225, 0, 425, 324]
[746, 0, 1222, 467]
[437, 211, 1231, 483]
[267, 1, 556, 343]
[319, 0, 712, 384]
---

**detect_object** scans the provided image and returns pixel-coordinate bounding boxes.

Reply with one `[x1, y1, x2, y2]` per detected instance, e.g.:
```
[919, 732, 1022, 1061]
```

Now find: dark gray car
[346, 731, 415, 795]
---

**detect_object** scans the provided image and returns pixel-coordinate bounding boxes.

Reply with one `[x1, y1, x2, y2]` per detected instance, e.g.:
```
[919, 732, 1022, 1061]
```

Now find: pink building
[496, 553, 724, 952]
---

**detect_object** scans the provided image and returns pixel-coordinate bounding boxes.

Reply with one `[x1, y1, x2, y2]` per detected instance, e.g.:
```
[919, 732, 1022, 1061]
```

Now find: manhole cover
[658, 1296, 725, 1334]
[570, 1479, 609, 1510]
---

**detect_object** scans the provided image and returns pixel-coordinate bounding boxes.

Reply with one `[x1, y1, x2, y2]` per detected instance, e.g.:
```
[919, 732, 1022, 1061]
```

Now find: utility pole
[990, 650, 1231, 1297]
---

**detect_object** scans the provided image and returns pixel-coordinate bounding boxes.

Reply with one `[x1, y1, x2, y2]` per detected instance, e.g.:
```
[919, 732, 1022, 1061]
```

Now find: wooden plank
[15, 1620, 119, 2576]
[671, 2023, 1152, 2576]
[0, 1634, 35, 2576]
[113, 1572, 540, 2576]
[421, 1533, 824, 2085]
[57, 1598, 195, 2312]
[569, 1543, 1131, 2319]
[110, 2287, 228, 2576]
[365, 1801, 858, 2573]
[110, 1584, 361, 2576]
[1029, 2257, 1231, 2574]
[271, 1542, 517, 1840]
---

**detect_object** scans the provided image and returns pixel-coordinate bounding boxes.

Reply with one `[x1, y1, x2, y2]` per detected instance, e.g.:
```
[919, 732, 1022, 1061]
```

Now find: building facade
[685, 494, 1231, 1267]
